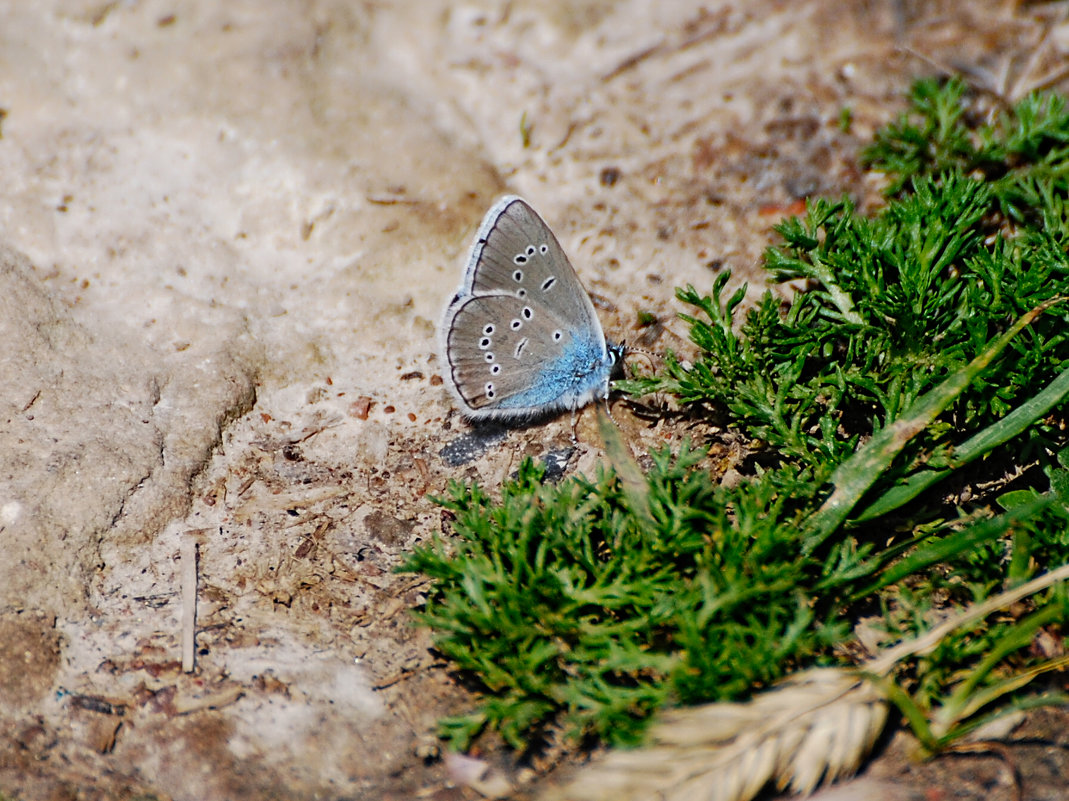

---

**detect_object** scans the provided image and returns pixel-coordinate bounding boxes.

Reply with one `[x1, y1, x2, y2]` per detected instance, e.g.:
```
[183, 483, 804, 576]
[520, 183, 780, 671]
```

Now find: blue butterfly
[440, 196, 623, 422]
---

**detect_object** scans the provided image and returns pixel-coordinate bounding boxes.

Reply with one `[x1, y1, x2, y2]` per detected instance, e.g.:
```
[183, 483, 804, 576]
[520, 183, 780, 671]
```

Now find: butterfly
[439, 196, 623, 422]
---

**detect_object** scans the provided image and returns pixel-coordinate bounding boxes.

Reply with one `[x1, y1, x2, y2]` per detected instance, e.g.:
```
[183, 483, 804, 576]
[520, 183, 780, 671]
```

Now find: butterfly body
[440, 196, 620, 422]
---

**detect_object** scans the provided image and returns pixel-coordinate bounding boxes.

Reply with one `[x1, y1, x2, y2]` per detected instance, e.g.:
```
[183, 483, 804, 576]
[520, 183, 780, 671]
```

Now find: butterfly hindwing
[445, 293, 605, 415]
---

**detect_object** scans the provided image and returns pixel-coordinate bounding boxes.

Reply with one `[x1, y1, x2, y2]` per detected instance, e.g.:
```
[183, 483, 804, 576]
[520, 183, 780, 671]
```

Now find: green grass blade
[847, 494, 1053, 599]
[596, 405, 655, 532]
[804, 298, 1065, 553]
[854, 363, 1069, 521]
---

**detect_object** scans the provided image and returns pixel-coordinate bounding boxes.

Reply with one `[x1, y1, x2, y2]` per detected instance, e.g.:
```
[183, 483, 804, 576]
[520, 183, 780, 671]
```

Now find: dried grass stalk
[544, 668, 887, 801]
[543, 566, 1069, 801]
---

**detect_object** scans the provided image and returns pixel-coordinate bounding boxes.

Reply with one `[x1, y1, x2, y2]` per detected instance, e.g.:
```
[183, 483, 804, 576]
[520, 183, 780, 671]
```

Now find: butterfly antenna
[624, 346, 663, 372]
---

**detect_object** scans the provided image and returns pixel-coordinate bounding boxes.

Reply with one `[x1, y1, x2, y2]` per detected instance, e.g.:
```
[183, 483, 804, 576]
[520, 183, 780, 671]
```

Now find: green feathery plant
[404, 77, 1069, 756]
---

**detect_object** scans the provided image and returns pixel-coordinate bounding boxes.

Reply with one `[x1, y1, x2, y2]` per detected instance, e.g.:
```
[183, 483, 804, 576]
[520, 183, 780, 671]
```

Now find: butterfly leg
[603, 396, 620, 426]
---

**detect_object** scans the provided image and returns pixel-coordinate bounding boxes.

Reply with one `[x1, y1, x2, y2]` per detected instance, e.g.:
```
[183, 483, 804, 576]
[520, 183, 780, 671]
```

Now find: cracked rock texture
[1, 244, 257, 616]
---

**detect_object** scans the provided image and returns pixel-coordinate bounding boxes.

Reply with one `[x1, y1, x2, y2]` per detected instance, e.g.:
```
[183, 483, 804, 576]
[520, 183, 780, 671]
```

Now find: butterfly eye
[517, 288, 527, 298]
[539, 244, 548, 254]
[510, 319, 522, 330]
[483, 324, 495, 335]
[485, 383, 496, 399]
[541, 277, 556, 291]
[525, 246, 536, 257]
[479, 337, 491, 349]
[513, 269, 524, 281]
[491, 364, 501, 374]
[522, 307, 533, 319]
[553, 330, 563, 341]
[484, 352, 495, 362]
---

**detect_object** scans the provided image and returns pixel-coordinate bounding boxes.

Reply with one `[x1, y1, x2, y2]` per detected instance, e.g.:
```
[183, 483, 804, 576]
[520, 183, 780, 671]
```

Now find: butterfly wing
[443, 292, 609, 417]
[440, 196, 611, 420]
[460, 197, 605, 344]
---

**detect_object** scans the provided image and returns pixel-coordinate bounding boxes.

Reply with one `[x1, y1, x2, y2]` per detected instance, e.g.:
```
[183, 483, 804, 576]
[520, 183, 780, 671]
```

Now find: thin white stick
[181, 536, 198, 673]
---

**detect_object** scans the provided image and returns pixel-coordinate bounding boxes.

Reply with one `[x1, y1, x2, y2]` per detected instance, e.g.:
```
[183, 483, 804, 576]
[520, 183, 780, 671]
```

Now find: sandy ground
[1, 2, 1067, 799]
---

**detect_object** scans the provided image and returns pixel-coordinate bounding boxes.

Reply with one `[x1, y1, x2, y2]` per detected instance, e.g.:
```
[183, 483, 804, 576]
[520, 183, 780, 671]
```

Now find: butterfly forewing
[464, 198, 604, 343]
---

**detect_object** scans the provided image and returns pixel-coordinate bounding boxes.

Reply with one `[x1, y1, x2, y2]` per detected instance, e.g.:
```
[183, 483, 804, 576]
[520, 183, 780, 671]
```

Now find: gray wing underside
[462, 196, 602, 335]
[440, 196, 609, 418]
[443, 293, 577, 412]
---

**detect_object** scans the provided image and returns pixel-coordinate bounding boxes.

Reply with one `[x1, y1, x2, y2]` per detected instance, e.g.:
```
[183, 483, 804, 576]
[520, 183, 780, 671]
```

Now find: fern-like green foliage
[404, 452, 845, 749]
[863, 76, 1069, 212]
[406, 78, 1069, 754]
[625, 169, 1069, 475]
